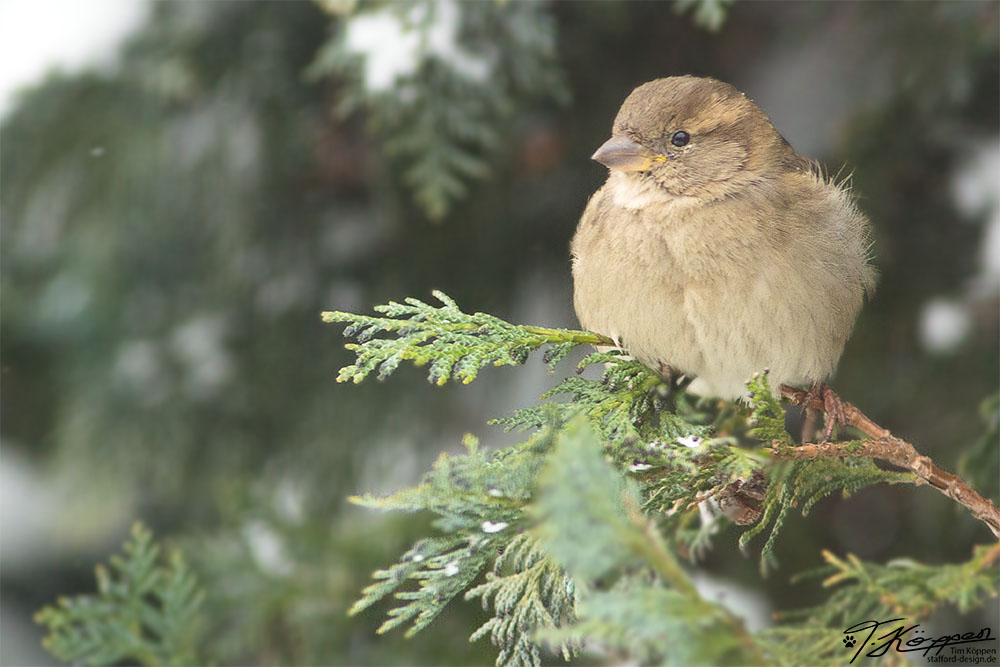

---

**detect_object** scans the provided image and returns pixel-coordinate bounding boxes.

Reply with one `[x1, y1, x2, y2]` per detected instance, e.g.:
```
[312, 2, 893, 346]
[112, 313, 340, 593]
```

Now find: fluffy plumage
[571, 76, 876, 399]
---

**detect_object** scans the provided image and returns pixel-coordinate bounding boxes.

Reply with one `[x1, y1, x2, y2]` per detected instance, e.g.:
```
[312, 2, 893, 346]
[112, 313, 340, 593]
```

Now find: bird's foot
[803, 383, 847, 442]
[658, 362, 673, 384]
[800, 407, 819, 444]
[658, 362, 693, 395]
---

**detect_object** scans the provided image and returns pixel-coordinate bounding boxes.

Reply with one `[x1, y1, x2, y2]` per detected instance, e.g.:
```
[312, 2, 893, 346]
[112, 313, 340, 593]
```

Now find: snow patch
[919, 297, 971, 353]
[343, 0, 491, 93]
[481, 521, 509, 533]
[952, 140, 1000, 292]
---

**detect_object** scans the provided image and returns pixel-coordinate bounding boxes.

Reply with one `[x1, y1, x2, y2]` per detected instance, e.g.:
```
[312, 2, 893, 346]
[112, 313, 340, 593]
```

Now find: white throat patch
[607, 171, 699, 213]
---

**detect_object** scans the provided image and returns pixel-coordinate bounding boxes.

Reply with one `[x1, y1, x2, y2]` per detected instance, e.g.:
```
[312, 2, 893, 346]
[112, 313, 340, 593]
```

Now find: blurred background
[2, 1, 997, 664]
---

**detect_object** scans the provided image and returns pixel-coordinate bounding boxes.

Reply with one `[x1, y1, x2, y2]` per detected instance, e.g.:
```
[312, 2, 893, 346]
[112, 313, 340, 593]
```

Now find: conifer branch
[779, 385, 1000, 540]
[623, 497, 768, 665]
[35, 523, 204, 666]
[308, 1, 567, 219]
[764, 543, 1000, 661]
[322, 291, 613, 385]
[327, 294, 997, 666]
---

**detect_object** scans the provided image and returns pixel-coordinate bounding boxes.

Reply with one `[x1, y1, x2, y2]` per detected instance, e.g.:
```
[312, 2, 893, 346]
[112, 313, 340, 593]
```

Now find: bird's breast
[571, 189, 718, 378]
[570, 178, 861, 399]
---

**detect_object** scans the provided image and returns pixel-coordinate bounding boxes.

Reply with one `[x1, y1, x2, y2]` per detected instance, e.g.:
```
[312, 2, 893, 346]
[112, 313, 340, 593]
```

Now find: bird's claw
[658, 362, 693, 397]
[658, 362, 674, 384]
[803, 383, 847, 442]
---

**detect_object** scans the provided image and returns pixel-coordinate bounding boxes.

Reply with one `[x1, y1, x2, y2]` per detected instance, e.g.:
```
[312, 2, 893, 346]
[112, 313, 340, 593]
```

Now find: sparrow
[571, 76, 876, 438]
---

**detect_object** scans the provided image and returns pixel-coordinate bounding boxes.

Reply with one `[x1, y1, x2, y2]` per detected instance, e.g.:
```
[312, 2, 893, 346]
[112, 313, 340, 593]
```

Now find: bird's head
[592, 76, 805, 201]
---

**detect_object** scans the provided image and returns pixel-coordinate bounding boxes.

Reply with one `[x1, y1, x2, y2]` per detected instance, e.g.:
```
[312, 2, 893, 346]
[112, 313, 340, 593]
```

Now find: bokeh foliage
[3, 1, 998, 665]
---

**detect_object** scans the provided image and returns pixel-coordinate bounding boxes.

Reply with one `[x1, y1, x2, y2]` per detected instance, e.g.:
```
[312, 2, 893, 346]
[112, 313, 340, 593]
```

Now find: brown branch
[981, 542, 1000, 568]
[778, 385, 1000, 540]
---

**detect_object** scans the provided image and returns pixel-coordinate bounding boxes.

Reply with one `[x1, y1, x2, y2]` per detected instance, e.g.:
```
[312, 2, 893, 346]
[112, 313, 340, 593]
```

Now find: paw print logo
[843, 635, 856, 649]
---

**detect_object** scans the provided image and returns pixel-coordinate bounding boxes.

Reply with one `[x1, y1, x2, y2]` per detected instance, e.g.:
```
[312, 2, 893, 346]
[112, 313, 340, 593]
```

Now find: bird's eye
[671, 131, 690, 147]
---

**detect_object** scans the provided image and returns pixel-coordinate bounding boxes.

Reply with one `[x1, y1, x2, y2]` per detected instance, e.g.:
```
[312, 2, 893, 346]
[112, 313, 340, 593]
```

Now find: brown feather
[571, 76, 876, 399]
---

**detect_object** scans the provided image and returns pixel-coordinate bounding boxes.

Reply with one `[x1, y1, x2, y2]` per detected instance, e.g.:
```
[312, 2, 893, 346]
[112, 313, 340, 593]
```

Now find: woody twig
[778, 385, 1000, 540]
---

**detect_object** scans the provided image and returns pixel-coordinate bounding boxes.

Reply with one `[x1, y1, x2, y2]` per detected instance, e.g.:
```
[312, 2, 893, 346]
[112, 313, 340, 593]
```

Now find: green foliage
[347, 427, 555, 642]
[742, 457, 913, 572]
[746, 371, 793, 447]
[466, 535, 578, 667]
[329, 293, 996, 666]
[959, 392, 1000, 501]
[740, 375, 914, 572]
[816, 547, 1000, 618]
[345, 411, 765, 666]
[35, 523, 204, 667]
[495, 351, 709, 448]
[762, 546, 1000, 664]
[541, 584, 749, 666]
[308, 0, 567, 219]
[532, 422, 761, 666]
[531, 417, 646, 581]
[673, 0, 734, 32]
[735, 455, 914, 573]
[11, 3, 998, 667]
[323, 290, 610, 385]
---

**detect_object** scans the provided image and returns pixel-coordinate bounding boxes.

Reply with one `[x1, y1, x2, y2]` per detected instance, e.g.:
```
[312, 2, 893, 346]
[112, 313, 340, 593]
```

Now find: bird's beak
[591, 135, 657, 172]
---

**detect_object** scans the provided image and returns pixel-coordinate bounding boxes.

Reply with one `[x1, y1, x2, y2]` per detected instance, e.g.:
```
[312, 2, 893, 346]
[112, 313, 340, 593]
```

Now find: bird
[571, 76, 876, 439]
